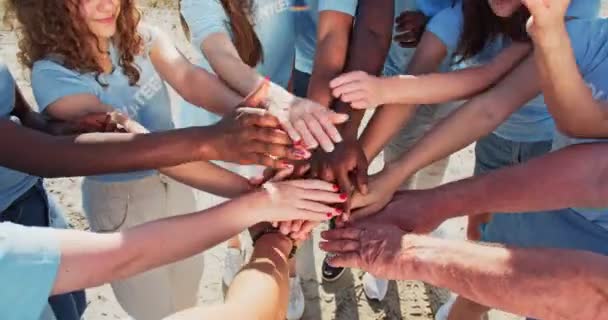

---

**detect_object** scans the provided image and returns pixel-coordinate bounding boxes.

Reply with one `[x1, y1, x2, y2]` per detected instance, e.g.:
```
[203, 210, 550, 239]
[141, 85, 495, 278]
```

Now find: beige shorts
[82, 174, 202, 320]
[383, 101, 462, 190]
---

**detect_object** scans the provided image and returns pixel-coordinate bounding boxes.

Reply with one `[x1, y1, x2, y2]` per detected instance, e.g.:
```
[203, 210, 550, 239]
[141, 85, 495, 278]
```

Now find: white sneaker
[286, 276, 305, 320]
[362, 273, 389, 301]
[435, 295, 457, 320]
[223, 248, 244, 286]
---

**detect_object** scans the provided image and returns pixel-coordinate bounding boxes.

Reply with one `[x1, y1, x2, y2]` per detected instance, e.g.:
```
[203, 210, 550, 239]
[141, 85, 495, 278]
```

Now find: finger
[281, 121, 302, 144]
[290, 220, 304, 234]
[327, 253, 361, 269]
[246, 141, 290, 159]
[287, 179, 338, 191]
[340, 91, 368, 105]
[250, 127, 292, 146]
[285, 209, 333, 222]
[270, 166, 296, 182]
[355, 167, 369, 195]
[329, 71, 366, 89]
[320, 227, 362, 241]
[331, 80, 363, 98]
[295, 221, 320, 238]
[350, 99, 374, 110]
[318, 164, 336, 182]
[299, 189, 346, 205]
[296, 199, 341, 215]
[252, 153, 292, 169]
[319, 239, 360, 253]
[294, 163, 311, 177]
[312, 109, 343, 144]
[350, 205, 380, 223]
[336, 170, 354, 212]
[304, 113, 334, 152]
[329, 112, 349, 125]
[279, 221, 293, 235]
[293, 119, 318, 150]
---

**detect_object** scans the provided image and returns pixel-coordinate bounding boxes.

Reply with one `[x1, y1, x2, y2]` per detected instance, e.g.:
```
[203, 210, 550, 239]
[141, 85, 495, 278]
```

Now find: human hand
[329, 71, 388, 109]
[394, 11, 429, 48]
[349, 169, 403, 222]
[204, 110, 310, 169]
[319, 224, 422, 280]
[310, 138, 368, 219]
[522, 0, 570, 44]
[252, 179, 346, 223]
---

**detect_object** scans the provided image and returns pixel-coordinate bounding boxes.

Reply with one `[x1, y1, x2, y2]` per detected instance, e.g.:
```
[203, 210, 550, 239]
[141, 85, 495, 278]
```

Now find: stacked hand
[330, 71, 388, 109]
[394, 10, 429, 48]
[522, 0, 570, 43]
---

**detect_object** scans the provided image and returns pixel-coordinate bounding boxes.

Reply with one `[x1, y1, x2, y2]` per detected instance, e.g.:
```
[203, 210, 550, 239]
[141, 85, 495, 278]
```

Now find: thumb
[355, 168, 369, 195]
[350, 205, 378, 223]
[329, 112, 349, 124]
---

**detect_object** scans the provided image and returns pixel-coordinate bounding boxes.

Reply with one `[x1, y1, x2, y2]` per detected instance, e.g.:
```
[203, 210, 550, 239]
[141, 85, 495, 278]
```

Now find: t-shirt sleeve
[565, 19, 598, 74]
[180, 0, 231, 49]
[31, 61, 98, 113]
[565, 0, 600, 19]
[0, 61, 16, 117]
[318, 0, 358, 16]
[0, 223, 61, 320]
[425, 4, 463, 57]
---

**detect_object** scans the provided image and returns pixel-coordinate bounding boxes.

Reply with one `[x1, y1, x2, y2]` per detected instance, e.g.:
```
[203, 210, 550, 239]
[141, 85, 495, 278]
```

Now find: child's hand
[330, 71, 387, 109]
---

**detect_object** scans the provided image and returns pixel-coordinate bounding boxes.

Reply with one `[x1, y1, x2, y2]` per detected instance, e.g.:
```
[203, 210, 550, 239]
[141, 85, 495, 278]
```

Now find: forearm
[384, 43, 531, 105]
[181, 66, 244, 115]
[160, 161, 252, 198]
[164, 233, 292, 320]
[334, 0, 394, 135]
[52, 192, 263, 295]
[411, 236, 608, 319]
[0, 120, 212, 177]
[360, 103, 416, 160]
[533, 23, 608, 137]
[426, 143, 608, 219]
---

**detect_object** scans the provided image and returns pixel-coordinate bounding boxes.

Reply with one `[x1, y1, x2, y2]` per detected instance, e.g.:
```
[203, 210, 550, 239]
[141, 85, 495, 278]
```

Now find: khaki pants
[383, 101, 462, 190]
[82, 175, 202, 320]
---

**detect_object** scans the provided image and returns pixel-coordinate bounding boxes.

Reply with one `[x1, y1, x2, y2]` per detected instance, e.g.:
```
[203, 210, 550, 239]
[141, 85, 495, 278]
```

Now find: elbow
[555, 121, 598, 139]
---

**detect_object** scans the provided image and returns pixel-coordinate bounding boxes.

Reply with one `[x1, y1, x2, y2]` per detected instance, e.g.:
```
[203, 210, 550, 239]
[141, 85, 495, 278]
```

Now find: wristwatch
[251, 227, 298, 259]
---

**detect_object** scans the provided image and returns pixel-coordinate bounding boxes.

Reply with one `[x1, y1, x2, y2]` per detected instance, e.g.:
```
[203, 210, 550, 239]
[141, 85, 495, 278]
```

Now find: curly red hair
[6, 0, 144, 85]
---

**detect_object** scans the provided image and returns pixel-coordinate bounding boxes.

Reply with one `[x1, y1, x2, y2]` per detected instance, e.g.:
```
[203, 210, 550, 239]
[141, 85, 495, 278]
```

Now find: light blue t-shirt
[416, 0, 455, 17]
[179, 0, 296, 128]
[552, 18, 608, 230]
[0, 61, 38, 213]
[294, 0, 358, 74]
[0, 222, 61, 320]
[425, 0, 600, 142]
[32, 25, 174, 183]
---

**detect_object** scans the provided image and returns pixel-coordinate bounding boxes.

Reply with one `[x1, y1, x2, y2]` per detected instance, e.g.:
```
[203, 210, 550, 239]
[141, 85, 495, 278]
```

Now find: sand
[0, 4, 541, 319]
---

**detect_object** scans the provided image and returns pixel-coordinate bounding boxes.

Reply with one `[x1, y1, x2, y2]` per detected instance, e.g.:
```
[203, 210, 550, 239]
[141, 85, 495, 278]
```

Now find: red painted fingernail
[335, 208, 343, 215]
[340, 193, 348, 200]
[326, 213, 333, 218]
[333, 185, 339, 191]
[294, 139, 303, 146]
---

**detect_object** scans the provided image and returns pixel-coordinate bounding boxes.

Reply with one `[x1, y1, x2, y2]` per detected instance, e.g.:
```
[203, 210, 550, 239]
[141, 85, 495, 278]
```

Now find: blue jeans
[473, 133, 552, 176]
[1, 181, 87, 320]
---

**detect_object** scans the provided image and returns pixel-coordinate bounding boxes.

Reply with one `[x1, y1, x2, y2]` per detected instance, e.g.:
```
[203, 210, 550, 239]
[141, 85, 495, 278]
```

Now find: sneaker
[321, 255, 346, 282]
[362, 273, 389, 301]
[435, 295, 457, 320]
[223, 248, 244, 286]
[286, 276, 305, 320]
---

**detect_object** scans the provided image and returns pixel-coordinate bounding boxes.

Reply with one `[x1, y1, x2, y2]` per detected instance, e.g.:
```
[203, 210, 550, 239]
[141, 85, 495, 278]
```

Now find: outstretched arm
[166, 233, 292, 320]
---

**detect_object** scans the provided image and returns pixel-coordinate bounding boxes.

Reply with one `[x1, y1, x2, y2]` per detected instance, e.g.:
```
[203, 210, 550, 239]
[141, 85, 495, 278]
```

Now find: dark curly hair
[6, 0, 144, 85]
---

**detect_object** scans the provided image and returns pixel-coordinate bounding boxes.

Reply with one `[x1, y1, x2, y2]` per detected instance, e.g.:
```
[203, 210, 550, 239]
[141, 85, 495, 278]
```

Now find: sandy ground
[1, 4, 572, 319]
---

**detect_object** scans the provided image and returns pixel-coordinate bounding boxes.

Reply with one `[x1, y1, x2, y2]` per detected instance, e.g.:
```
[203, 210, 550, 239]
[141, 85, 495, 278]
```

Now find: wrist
[532, 24, 568, 50]
[190, 127, 219, 161]
[243, 77, 271, 108]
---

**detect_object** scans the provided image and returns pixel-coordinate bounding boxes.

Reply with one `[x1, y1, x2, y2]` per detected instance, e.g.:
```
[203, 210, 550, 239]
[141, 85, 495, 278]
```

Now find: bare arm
[359, 31, 448, 160]
[307, 11, 355, 107]
[414, 237, 608, 320]
[149, 30, 243, 115]
[165, 233, 292, 320]
[382, 56, 541, 192]
[333, 0, 394, 138]
[160, 161, 251, 198]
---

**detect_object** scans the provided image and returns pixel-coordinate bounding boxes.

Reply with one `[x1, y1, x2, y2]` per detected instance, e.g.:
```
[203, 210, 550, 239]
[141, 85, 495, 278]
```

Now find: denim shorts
[1, 180, 87, 320]
[473, 133, 552, 176]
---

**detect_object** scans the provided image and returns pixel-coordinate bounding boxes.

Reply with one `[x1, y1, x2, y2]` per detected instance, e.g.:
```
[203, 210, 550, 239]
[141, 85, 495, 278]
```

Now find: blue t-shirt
[416, 0, 456, 17]
[32, 25, 174, 183]
[0, 61, 38, 213]
[294, 0, 358, 74]
[552, 18, 608, 230]
[0, 223, 61, 320]
[179, 0, 296, 128]
[425, 0, 600, 142]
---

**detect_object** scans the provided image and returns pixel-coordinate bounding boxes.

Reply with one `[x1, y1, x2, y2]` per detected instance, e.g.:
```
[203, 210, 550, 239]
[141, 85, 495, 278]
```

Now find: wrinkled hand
[357, 190, 448, 234]
[254, 179, 345, 223]
[522, 0, 569, 42]
[330, 71, 388, 109]
[319, 224, 420, 280]
[394, 11, 429, 48]
[310, 138, 368, 220]
[206, 110, 310, 169]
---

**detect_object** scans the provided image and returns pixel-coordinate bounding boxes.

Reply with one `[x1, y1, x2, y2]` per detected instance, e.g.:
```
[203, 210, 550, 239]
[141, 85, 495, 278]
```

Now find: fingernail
[294, 139, 303, 146]
[280, 162, 294, 169]
[326, 213, 333, 218]
[340, 193, 348, 200]
[294, 149, 308, 159]
[333, 184, 340, 191]
[335, 208, 343, 215]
